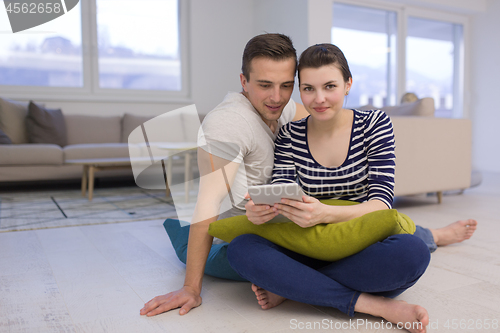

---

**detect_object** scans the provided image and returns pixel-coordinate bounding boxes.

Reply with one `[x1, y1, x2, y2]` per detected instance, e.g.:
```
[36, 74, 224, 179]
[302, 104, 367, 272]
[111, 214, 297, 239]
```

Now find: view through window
[407, 17, 463, 118]
[97, 0, 181, 91]
[0, 0, 182, 94]
[332, 2, 464, 117]
[0, 2, 83, 87]
[332, 3, 397, 109]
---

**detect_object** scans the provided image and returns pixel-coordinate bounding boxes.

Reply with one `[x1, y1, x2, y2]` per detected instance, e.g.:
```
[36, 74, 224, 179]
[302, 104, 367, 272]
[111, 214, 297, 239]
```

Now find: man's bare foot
[251, 284, 286, 310]
[430, 219, 478, 246]
[356, 294, 428, 333]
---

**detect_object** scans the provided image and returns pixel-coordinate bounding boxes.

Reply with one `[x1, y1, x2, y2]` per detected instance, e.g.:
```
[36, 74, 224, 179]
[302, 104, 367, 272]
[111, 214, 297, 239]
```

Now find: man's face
[240, 57, 296, 125]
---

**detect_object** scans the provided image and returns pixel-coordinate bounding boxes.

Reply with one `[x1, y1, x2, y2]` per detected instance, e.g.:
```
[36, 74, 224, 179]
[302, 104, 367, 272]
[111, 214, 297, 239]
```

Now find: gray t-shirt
[198, 92, 296, 214]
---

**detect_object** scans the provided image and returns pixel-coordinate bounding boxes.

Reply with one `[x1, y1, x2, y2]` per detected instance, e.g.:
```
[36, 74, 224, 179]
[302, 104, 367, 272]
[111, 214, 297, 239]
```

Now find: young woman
[227, 44, 475, 333]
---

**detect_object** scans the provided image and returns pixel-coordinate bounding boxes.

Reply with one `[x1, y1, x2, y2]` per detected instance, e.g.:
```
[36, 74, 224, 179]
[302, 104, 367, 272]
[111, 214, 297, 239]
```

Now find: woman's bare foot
[430, 219, 478, 246]
[379, 299, 429, 333]
[356, 294, 429, 333]
[251, 284, 286, 310]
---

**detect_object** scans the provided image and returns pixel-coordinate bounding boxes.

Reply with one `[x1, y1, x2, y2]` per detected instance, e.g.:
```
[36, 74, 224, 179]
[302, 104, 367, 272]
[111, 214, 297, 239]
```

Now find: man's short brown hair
[242, 33, 297, 80]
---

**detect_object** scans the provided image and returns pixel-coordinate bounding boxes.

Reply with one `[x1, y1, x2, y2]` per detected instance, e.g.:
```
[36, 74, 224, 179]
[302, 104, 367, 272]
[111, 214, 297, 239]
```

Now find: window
[0, 4, 83, 87]
[96, 0, 181, 91]
[332, 1, 465, 118]
[407, 17, 463, 118]
[0, 0, 186, 101]
[332, 3, 397, 109]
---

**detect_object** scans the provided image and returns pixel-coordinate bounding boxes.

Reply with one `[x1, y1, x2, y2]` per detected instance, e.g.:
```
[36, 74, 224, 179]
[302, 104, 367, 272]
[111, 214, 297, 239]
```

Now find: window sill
[1, 89, 193, 105]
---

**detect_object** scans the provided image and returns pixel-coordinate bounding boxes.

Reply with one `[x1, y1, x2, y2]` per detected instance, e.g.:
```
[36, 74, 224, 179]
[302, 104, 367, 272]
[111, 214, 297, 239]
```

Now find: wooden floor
[1, 173, 499, 333]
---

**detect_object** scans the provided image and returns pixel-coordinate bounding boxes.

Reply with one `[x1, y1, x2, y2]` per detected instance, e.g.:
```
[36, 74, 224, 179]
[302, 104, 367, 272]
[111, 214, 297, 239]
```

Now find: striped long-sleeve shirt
[271, 109, 396, 208]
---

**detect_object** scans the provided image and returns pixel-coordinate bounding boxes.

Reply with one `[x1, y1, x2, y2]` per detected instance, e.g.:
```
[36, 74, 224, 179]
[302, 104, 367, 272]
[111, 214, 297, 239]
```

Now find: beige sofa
[0, 111, 197, 183]
[391, 116, 472, 201]
[369, 97, 472, 202]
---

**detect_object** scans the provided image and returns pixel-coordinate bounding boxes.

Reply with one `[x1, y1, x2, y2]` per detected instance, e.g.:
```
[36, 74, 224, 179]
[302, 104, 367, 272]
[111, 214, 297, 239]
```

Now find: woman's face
[299, 64, 352, 120]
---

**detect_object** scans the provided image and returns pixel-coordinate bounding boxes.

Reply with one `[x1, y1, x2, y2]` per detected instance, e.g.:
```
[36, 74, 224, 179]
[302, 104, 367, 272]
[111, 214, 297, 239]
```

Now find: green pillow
[208, 199, 415, 261]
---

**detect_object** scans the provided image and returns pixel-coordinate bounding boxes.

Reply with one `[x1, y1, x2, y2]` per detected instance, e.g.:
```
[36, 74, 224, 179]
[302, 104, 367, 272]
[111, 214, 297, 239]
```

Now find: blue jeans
[163, 218, 247, 281]
[414, 225, 438, 253]
[226, 233, 430, 317]
[164, 218, 436, 284]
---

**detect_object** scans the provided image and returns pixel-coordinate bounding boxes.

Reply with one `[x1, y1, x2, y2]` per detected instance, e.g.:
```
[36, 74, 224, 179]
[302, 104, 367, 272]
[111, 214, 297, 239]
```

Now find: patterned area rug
[0, 186, 197, 232]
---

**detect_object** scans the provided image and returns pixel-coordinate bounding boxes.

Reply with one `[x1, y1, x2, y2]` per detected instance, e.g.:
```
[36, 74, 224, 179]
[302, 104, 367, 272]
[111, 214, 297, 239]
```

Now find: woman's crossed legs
[227, 234, 430, 333]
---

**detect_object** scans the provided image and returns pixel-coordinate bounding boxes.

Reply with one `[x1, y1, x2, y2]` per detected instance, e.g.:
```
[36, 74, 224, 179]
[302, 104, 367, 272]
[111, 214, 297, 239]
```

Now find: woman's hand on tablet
[245, 193, 278, 224]
[275, 195, 331, 228]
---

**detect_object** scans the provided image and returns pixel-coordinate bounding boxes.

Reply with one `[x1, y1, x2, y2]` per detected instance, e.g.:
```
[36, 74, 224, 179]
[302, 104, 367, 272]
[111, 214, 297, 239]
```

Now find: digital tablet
[248, 183, 305, 205]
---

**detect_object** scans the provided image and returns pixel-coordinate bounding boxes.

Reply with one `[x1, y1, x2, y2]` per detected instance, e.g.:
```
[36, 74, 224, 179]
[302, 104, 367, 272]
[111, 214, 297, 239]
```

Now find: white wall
[253, 0, 308, 103]
[253, 0, 309, 52]
[470, 0, 500, 173]
[190, 0, 254, 114]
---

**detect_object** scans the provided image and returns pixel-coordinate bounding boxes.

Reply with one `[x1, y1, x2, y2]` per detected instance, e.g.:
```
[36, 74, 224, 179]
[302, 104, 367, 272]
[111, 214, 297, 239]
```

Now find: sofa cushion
[0, 98, 29, 144]
[26, 101, 67, 147]
[121, 113, 154, 143]
[65, 115, 122, 145]
[0, 128, 12, 144]
[356, 98, 435, 117]
[0, 144, 63, 165]
[381, 97, 435, 117]
[63, 143, 130, 161]
[356, 104, 376, 111]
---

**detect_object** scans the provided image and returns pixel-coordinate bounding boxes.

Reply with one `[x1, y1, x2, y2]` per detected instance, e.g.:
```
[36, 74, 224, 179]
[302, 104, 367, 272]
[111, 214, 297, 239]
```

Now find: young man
[140, 33, 309, 317]
[140, 33, 477, 317]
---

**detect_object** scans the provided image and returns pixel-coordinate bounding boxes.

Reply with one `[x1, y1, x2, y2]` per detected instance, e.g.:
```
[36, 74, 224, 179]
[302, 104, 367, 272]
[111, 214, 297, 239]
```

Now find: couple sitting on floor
[140, 33, 477, 333]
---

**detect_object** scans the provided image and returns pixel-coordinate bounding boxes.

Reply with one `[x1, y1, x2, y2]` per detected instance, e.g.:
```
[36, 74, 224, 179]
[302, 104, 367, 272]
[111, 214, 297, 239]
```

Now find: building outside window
[332, 3, 397, 110]
[332, 1, 465, 118]
[0, 0, 184, 99]
[0, 3, 83, 87]
[407, 17, 463, 118]
[96, 0, 181, 91]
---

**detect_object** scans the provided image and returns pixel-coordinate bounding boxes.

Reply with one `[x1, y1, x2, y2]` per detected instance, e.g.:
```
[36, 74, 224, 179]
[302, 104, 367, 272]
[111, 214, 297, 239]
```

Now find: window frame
[332, 0, 469, 118]
[1, 0, 190, 104]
